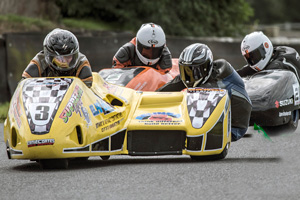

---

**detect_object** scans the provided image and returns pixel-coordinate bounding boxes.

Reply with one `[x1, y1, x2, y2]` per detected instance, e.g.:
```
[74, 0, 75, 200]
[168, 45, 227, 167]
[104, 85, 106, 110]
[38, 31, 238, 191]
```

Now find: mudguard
[243, 69, 300, 126]
[3, 72, 231, 165]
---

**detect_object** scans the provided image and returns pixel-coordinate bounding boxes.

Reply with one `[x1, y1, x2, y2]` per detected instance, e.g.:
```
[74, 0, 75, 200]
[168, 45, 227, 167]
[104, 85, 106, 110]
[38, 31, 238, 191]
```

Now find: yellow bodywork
[4, 72, 231, 160]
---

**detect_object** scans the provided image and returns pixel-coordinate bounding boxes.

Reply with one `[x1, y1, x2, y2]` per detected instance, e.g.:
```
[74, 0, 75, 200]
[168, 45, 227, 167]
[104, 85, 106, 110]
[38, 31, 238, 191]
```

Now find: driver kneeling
[157, 43, 252, 141]
[112, 23, 172, 74]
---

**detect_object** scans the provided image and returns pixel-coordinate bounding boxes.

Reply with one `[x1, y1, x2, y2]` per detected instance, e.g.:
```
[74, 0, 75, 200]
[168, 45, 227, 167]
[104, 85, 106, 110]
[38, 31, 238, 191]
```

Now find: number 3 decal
[29, 103, 56, 126]
[35, 105, 49, 120]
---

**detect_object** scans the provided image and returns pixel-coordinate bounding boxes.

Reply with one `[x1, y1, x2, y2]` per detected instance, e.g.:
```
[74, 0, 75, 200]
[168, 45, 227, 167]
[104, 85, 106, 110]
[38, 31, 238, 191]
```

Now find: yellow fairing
[4, 73, 231, 160]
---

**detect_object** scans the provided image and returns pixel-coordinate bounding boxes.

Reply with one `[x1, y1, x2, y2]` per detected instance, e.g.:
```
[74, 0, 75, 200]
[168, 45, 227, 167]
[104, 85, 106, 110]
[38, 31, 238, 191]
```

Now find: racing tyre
[39, 159, 69, 169]
[100, 156, 110, 161]
[263, 110, 299, 134]
[284, 110, 299, 132]
[190, 143, 229, 161]
[6, 143, 11, 159]
[74, 157, 89, 161]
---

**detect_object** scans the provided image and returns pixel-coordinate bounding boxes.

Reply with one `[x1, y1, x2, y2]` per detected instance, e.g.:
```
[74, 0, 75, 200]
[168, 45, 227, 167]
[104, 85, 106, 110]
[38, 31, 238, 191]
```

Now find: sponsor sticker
[136, 112, 182, 125]
[27, 139, 55, 147]
[293, 83, 300, 105]
[12, 88, 22, 128]
[59, 85, 83, 123]
[275, 98, 294, 108]
[279, 111, 291, 117]
[95, 112, 124, 132]
[89, 98, 115, 117]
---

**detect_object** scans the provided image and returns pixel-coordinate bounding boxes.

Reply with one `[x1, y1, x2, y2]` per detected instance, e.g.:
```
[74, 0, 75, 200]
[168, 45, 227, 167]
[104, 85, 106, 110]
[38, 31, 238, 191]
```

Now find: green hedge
[56, 0, 253, 37]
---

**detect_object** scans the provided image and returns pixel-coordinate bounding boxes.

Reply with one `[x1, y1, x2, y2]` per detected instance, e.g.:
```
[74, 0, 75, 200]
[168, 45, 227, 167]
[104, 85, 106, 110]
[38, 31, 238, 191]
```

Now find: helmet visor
[137, 40, 164, 59]
[179, 64, 205, 87]
[46, 51, 79, 71]
[244, 43, 266, 66]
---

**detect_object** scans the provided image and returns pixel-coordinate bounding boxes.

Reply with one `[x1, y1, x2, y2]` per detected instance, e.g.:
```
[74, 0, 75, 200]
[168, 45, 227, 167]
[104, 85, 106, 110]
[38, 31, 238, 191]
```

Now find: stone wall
[1, 31, 300, 102]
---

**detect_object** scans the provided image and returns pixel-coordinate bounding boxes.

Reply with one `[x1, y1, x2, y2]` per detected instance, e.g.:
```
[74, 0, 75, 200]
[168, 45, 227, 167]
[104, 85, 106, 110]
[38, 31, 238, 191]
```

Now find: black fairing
[243, 70, 300, 126]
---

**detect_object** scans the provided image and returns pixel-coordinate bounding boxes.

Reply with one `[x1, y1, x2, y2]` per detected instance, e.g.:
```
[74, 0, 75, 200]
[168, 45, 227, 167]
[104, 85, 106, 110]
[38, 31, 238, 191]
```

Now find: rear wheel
[39, 159, 69, 169]
[190, 143, 229, 161]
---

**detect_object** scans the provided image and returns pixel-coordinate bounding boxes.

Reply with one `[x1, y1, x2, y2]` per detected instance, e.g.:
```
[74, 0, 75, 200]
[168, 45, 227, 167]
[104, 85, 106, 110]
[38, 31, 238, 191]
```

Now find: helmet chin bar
[136, 46, 160, 65]
[52, 57, 70, 69]
[182, 78, 202, 88]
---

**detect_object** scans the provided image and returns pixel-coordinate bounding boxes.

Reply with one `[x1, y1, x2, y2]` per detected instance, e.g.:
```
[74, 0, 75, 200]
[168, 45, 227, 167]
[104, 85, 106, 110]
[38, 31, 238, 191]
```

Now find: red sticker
[264, 42, 269, 48]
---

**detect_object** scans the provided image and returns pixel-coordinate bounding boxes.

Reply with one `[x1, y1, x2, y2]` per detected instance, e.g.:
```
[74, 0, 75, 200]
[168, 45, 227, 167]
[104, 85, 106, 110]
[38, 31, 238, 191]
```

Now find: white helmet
[241, 31, 273, 71]
[136, 23, 166, 65]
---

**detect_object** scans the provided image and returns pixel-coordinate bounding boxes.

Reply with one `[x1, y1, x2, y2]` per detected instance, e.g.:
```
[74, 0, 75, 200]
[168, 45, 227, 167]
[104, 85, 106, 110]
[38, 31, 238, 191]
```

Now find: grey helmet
[241, 31, 273, 71]
[136, 23, 166, 65]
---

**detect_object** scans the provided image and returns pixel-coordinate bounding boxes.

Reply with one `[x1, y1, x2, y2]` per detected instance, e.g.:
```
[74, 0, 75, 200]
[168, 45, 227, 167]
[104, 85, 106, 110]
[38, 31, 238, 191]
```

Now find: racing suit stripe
[30, 60, 42, 77]
[76, 60, 91, 77]
[81, 76, 93, 82]
[22, 71, 32, 78]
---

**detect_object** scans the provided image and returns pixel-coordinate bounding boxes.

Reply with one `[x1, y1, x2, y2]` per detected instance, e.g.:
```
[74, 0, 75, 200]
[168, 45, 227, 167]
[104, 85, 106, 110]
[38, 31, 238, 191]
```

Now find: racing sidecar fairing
[243, 69, 300, 130]
[99, 59, 179, 91]
[4, 72, 231, 168]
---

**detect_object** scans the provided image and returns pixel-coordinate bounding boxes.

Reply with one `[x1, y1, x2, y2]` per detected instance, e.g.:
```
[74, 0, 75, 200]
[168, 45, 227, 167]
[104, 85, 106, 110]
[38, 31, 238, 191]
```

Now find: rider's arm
[22, 61, 41, 78]
[155, 47, 173, 74]
[214, 59, 252, 138]
[112, 43, 134, 68]
[156, 75, 186, 92]
[236, 65, 256, 77]
[76, 61, 93, 88]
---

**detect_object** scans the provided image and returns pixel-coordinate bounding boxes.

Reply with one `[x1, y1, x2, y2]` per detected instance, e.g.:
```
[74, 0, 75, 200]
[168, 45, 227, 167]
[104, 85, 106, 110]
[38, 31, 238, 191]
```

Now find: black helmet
[179, 43, 213, 87]
[43, 28, 79, 72]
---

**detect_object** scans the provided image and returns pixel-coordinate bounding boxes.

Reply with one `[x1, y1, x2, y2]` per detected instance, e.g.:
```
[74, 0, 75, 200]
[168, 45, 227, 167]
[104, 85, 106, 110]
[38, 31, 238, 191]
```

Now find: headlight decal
[204, 113, 224, 151]
[187, 135, 203, 151]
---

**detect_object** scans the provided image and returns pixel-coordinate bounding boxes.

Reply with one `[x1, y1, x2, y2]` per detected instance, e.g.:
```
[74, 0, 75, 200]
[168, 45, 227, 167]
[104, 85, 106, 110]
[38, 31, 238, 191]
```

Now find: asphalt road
[0, 123, 300, 200]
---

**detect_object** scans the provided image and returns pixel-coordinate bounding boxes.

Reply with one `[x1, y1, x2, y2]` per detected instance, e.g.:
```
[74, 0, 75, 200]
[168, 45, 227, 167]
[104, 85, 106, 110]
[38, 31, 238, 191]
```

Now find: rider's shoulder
[213, 59, 234, 79]
[114, 42, 135, 62]
[162, 46, 171, 56]
[273, 46, 298, 57]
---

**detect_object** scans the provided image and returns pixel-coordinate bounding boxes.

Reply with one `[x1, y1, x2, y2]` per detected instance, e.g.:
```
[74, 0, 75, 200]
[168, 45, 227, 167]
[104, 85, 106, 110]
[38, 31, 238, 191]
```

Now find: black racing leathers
[237, 46, 300, 81]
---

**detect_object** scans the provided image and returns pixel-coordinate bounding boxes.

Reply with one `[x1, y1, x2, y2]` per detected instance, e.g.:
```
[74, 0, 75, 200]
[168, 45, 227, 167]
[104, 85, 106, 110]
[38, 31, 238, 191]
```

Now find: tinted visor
[47, 51, 79, 71]
[244, 43, 266, 66]
[179, 60, 211, 87]
[137, 40, 164, 59]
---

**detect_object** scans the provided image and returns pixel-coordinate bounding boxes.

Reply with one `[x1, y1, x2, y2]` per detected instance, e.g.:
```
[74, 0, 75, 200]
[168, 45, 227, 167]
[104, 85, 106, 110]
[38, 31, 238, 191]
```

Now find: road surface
[0, 123, 299, 200]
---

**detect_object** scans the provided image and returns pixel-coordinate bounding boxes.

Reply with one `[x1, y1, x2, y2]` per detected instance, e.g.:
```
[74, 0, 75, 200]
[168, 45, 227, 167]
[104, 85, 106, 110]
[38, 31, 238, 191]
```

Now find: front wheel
[190, 143, 229, 161]
[283, 109, 299, 132]
[39, 159, 69, 169]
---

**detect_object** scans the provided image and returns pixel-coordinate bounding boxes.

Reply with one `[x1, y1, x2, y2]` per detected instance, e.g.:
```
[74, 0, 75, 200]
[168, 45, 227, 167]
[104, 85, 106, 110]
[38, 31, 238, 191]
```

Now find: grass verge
[0, 102, 9, 123]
